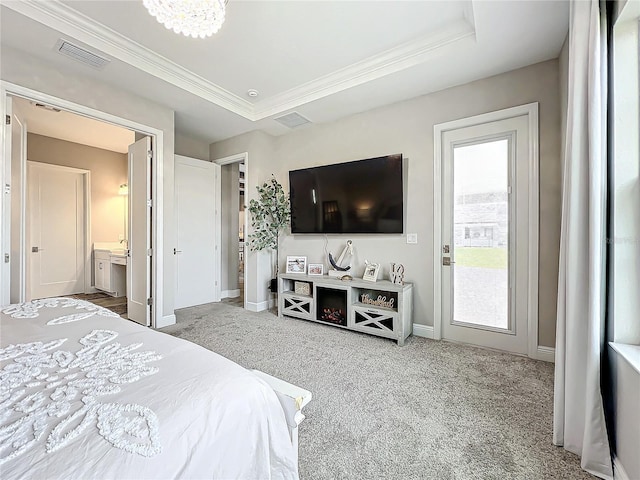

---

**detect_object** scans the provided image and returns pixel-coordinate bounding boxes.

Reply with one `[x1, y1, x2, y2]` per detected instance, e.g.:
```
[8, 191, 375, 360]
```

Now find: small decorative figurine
[328, 240, 354, 278]
[390, 263, 405, 285]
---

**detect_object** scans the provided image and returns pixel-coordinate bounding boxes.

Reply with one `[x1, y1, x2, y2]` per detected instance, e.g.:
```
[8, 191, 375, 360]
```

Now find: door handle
[442, 257, 455, 266]
[32, 247, 43, 253]
[173, 248, 183, 255]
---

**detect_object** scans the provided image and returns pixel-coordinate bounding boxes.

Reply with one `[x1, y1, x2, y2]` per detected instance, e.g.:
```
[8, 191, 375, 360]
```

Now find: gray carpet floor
[161, 302, 594, 480]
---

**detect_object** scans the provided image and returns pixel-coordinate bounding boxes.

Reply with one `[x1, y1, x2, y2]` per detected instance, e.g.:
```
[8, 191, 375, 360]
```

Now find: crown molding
[4, 0, 254, 117]
[252, 19, 475, 119]
[6, 0, 476, 123]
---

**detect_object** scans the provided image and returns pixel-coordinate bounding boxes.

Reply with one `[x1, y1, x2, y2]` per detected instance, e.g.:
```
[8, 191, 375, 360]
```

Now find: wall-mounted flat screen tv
[289, 154, 403, 234]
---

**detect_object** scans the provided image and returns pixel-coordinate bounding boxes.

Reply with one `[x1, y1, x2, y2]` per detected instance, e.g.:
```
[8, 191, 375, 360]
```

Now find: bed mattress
[0, 297, 298, 479]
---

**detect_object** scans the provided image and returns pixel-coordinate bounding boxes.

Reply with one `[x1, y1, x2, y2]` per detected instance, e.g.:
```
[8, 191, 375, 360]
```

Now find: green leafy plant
[248, 176, 291, 279]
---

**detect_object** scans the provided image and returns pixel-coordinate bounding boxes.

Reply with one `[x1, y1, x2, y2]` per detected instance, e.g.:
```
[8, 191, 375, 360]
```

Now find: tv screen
[289, 154, 403, 234]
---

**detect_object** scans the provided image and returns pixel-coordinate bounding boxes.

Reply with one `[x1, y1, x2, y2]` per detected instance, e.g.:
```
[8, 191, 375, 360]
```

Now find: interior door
[9, 97, 27, 304]
[441, 115, 530, 354]
[127, 136, 151, 326]
[175, 155, 220, 309]
[2, 96, 28, 305]
[1, 96, 14, 305]
[27, 162, 86, 300]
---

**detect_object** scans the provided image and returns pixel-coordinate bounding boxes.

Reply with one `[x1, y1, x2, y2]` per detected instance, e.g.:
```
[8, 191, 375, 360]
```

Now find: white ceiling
[13, 97, 135, 153]
[0, 1, 569, 146]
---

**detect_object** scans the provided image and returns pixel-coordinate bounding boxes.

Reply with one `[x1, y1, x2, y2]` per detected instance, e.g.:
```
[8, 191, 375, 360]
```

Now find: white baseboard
[221, 289, 241, 299]
[156, 313, 176, 328]
[247, 297, 276, 312]
[614, 456, 631, 480]
[247, 300, 268, 312]
[246, 301, 262, 312]
[411, 325, 555, 362]
[535, 346, 555, 363]
[412, 324, 434, 339]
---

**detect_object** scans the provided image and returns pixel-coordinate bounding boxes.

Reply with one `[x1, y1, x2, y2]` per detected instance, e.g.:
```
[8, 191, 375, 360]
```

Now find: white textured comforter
[0, 298, 298, 479]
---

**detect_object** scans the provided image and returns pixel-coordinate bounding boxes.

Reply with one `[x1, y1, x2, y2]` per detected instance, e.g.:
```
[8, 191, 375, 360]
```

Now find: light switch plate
[407, 233, 418, 244]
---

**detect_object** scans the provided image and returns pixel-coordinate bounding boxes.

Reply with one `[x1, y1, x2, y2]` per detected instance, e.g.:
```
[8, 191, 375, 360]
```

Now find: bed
[0, 297, 307, 479]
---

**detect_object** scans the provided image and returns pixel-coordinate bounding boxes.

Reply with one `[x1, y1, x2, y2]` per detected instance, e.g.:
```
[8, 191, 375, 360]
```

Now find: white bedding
[0, 298, 298, 479]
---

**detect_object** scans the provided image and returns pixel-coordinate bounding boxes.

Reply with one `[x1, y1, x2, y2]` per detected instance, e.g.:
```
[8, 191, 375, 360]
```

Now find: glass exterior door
[440, 113, 531, 355]
[452, 139, 510, 331]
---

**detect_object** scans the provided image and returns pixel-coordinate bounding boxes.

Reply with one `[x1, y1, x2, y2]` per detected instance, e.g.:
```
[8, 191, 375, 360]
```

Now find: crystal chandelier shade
[143, 0, 226, 39]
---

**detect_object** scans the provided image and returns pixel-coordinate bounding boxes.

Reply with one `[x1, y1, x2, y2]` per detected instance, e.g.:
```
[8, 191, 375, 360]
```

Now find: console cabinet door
[95, 259, 112, 292]
[351, 306, 398, 340]
[281, 293, 314, 320]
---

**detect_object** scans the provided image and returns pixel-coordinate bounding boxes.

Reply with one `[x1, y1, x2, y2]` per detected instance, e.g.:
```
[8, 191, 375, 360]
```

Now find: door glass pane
[452, 139, 509, 329]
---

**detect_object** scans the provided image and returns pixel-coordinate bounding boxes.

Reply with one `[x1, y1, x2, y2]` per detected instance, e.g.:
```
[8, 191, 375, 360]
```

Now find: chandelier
[142, 0, 226, 39]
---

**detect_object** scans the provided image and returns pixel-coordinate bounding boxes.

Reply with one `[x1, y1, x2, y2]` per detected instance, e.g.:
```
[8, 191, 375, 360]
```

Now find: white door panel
[127, 137, 151, 326]
[2, 97, 15, 305]
[27, 162, 86, 299]
[175, 156, 220, 309]
[441, 115, 530, 354]
[8, 97, 28, 304]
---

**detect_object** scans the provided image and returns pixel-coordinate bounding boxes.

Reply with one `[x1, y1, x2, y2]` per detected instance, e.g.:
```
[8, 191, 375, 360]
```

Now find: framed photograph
[308, 263, 324, 276]
[286, 256, 307, 274]
[362, 262, 381, 282]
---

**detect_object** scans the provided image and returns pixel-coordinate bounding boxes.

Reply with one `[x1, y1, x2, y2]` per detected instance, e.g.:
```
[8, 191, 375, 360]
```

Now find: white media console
[278, 273, 413, 346]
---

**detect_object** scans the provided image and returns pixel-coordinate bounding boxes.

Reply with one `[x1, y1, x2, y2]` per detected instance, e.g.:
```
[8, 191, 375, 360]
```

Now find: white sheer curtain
[553, 1, 612, 479]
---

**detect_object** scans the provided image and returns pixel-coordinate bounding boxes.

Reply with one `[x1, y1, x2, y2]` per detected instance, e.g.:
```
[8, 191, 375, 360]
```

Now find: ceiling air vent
[273, 112, 311, 129]
[55, 39, 110, 69]
[30, 102, 61, 113]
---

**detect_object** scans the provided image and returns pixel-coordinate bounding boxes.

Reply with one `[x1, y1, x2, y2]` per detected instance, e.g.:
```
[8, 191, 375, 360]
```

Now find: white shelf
[352, 301, 397, 313]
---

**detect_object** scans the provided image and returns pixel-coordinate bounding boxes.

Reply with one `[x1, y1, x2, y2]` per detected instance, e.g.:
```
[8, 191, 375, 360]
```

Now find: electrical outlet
[407, 233, 418, 244]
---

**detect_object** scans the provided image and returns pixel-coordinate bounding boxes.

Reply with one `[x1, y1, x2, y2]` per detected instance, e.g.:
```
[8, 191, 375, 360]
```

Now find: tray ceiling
[0, 1, 569, 144]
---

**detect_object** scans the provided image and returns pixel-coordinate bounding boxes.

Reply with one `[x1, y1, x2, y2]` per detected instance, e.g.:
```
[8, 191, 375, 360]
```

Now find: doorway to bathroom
[3, 91, 156, 326]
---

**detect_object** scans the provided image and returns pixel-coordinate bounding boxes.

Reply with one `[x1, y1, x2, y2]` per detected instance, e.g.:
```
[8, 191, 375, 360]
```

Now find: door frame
[0, 81, 164, 328]
[26, 161, 91, 300]
[433, 103, 541, 359]
[214, 152, 249, 310]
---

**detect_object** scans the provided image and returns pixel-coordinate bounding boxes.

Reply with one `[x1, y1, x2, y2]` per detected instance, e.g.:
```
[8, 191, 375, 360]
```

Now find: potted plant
[247, 176, 291, 293]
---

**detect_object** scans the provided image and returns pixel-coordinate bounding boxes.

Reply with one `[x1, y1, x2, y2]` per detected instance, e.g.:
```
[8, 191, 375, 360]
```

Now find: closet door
[175, 155, 220, 309]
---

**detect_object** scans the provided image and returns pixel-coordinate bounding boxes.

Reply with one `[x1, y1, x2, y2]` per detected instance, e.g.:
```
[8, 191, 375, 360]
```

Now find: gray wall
[175, 132, 211, 161]
[211, 132, 275, 311]
[212, 59, 562, 346]
[28, 133, 128, 243]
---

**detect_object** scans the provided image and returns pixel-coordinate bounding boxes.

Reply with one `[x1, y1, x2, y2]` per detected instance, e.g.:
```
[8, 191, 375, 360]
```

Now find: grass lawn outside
[455, 247, 508, 269]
